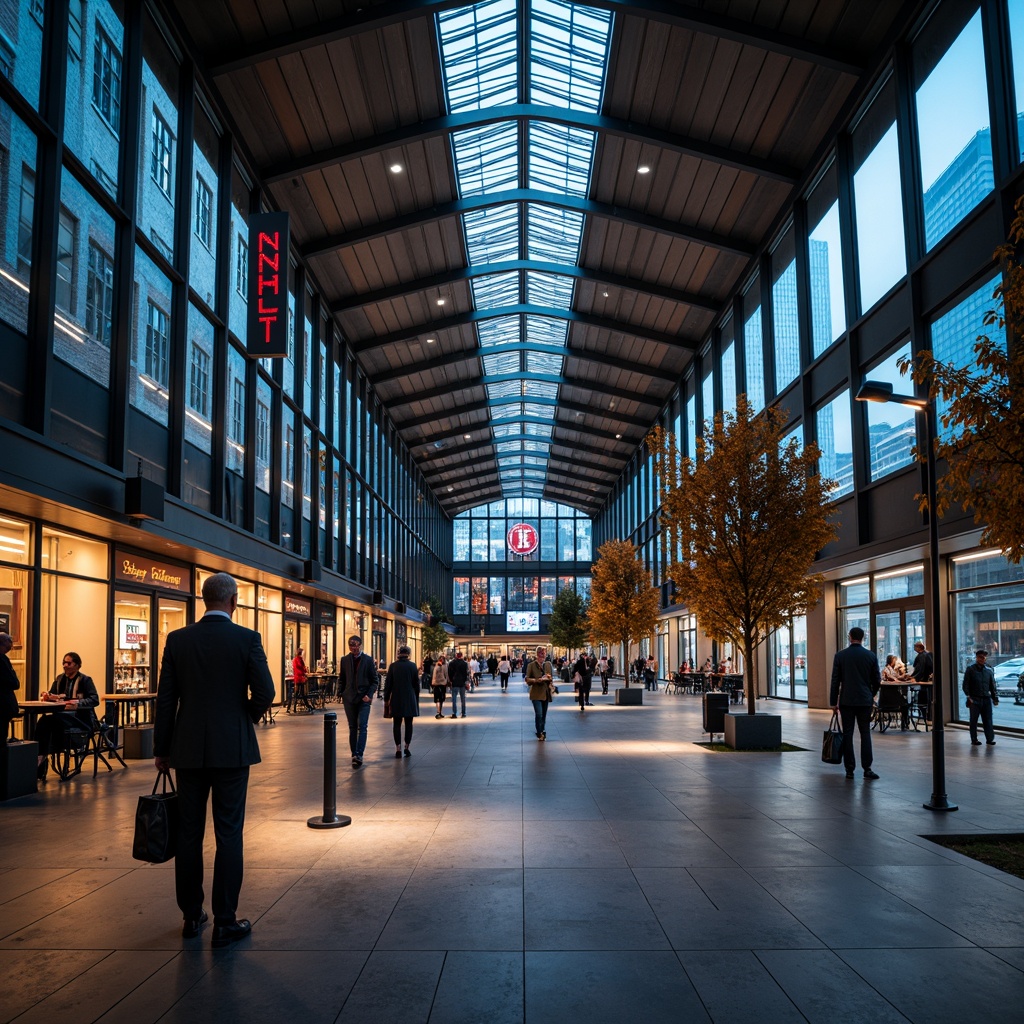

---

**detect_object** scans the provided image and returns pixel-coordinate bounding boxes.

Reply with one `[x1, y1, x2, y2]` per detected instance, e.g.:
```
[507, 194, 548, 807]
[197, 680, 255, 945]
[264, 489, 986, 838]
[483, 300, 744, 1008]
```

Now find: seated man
[34, 651, 99, 780]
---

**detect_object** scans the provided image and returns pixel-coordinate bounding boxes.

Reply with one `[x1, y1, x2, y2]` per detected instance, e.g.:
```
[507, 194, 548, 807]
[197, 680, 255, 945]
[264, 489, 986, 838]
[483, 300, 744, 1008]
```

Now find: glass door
[874, 611, 903, 670]
[155, 598, 189, 690]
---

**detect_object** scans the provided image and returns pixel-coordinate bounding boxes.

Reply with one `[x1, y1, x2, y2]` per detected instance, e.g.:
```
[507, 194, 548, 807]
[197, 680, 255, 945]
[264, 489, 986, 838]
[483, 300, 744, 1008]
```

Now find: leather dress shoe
[212, 919, 252, 948]
[863, 769, 880, 780]
[182, 910, 208, 938]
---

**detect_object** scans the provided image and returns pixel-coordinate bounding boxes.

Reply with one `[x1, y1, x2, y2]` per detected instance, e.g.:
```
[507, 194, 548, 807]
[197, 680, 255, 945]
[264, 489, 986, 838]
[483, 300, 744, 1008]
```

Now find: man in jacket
[962, 649, 998, 745]
[829, 626, 881, 780]
[0, 632, 21, 743]
[447, 652, 470, 718]
[154, 572, 275, 947]
[339, 635, 378, 767]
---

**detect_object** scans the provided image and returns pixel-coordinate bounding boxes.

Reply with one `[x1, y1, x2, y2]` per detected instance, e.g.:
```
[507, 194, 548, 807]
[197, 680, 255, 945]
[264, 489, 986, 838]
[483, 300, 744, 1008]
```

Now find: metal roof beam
[331, 260, 720, 315]
[416, 434, 628, 464]
[264, 105, 798, 185]
[351, 304, 699, 355]
[382, 372, 657, 409]
[395, 395, 650, 432]
[207, 0, 864, 80]
[547, 452, 620, 478]
[421, 452, 500, 480]
[301, 191, 754, 261]
[407, 416, 633, 448]
[370, 342, 680, 386]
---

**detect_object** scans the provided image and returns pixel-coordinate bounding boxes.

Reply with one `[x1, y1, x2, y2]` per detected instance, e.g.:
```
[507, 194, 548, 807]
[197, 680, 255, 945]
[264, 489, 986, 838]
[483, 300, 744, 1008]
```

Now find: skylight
[438, 0, 612, 501]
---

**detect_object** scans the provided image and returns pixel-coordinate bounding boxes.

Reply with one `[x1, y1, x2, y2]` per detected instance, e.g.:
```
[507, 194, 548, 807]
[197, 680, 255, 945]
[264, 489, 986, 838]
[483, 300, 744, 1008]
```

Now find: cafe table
[16, 699, 68, 740]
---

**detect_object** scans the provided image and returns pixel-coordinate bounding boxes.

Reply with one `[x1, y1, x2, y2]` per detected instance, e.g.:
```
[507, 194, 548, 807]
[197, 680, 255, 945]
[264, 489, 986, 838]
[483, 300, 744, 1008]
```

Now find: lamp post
[855, 381, 956, 811]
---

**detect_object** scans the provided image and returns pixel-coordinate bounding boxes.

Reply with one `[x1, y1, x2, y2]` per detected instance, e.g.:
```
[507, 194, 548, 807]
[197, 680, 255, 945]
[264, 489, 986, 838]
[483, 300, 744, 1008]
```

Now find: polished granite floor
[2, 682, 1023, 1023]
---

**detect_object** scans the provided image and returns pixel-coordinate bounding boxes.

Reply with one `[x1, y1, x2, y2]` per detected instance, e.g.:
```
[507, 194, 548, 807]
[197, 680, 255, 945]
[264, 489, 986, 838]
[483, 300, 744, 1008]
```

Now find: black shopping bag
[132, 770, 179, 863]
[821, 711, 845, 764]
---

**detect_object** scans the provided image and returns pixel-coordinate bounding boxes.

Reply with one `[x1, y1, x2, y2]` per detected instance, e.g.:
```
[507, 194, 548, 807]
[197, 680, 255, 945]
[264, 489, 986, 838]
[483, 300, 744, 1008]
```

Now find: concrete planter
[724, 712, 782, 749]
[615, 687, 644, 706]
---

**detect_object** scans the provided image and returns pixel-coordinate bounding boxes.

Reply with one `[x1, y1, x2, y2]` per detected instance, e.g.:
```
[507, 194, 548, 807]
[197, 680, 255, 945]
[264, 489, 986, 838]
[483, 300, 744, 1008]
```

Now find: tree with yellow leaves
[587, 539, 660, 686]
[649, 395, 838, 710]
[898, 196, 1024, 562]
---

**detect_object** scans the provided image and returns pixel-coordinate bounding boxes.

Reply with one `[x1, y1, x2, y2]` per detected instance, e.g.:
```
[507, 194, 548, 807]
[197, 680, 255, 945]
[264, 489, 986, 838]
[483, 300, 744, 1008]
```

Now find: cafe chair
[908, 686, 930, 732]
[50, 724, 92, 782]
[87, 708, 127, 776]
[872, 687, 906, 733]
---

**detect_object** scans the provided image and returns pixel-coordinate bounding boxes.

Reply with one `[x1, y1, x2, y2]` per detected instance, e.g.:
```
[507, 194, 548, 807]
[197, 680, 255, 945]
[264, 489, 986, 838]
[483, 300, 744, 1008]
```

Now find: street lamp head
[855, 380, 928, 409]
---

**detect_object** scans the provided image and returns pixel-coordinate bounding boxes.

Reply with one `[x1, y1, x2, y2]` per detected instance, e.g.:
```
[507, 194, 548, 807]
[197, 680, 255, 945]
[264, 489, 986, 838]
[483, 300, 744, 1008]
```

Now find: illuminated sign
[118, 618, 148, 650]
[507, 611, 539, 632]
[113, 550, 191, 593]
[247, 212, 290, 357]
[285, 595, 312, 617]
[507, 522, 539, 556]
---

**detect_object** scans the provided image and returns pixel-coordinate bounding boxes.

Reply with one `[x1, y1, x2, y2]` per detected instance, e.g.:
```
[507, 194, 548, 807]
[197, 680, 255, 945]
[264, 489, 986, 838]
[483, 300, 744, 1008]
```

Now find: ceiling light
[464, 434, 471, 440]
[602, 291, 609, 298]
[436, 297, 446, 306]
[425, 337, 435, 344]
[637, 165, 650, 175]
[615, 433, 622, 439]
[447, 485, 454, 492]
[389, 163, 403, 174]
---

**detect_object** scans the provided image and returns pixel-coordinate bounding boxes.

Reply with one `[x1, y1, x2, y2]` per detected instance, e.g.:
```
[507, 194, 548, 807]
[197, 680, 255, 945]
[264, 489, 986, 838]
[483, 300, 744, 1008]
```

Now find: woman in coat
[573, 653, 593, 711]
[430, 656, 449, 719]
[383, 645, 420, 757]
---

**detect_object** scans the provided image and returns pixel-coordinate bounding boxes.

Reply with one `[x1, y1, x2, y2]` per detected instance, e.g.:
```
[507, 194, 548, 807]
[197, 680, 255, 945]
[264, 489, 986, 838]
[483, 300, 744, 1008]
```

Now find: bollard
[307, 711, 351, 829]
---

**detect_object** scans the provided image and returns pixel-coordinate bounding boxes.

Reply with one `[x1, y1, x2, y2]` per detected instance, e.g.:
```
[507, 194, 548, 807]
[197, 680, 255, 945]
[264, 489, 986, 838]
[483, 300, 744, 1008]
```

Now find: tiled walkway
[3, 682, 1023, 1023]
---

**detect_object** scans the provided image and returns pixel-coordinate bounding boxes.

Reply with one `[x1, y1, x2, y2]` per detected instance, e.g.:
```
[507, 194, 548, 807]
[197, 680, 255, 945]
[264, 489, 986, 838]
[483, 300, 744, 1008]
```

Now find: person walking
[384, 645, 420, 757]
[154, 572, 275, 948]
[430, 656, 449, 718]
[598, 654, 609, 695]
[644, 656, 658, 691]
[962, 649, 999, 745]
[339, 634, 378, 768]
[487, 654, 498, 680]
[497, 655, 511, 691]
[0, 632, 21, 743]
[573, 652, 592, 712]
[829, 626, 881, 780]
[448, 652, 470, 718]
[526, 645, 553, 740]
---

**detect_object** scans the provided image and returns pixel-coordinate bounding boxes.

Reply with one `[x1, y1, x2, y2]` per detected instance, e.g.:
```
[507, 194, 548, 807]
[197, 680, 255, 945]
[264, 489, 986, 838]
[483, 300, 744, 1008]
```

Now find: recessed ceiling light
[436, 297, 446, 306]
[447, 485, 454, 492]
[464, 434, 471, 440]
[389, 163, 403, 174]
[602, 290, 609, 298]
[637, 165, 650, 175]
[425, 337, 435, 344]
[615, 433, 622, 439]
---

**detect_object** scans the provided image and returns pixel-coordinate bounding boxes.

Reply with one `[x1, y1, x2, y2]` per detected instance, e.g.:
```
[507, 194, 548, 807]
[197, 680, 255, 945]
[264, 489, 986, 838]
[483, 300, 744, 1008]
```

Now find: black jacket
[383, 658, 421, 718]
[448, 657, 470, 686]
[830, 643, 881, 707]
[962, 662, 997, 701]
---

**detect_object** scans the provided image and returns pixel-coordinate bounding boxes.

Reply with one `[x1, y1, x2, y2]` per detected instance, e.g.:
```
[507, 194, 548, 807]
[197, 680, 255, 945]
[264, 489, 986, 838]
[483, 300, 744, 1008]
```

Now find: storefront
[284, 594, 313, 699]
[113, 550, 193, 694]
[315, 602, 336, 671]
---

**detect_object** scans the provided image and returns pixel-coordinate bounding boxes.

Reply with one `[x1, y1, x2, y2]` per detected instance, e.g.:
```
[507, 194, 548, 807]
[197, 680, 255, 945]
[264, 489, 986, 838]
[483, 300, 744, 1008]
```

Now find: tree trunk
[623, 637, 630, 686]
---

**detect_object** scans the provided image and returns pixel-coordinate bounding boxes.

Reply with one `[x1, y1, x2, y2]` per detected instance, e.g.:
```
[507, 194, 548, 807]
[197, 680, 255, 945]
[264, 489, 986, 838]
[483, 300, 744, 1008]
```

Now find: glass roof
[438, 0, 612, 502]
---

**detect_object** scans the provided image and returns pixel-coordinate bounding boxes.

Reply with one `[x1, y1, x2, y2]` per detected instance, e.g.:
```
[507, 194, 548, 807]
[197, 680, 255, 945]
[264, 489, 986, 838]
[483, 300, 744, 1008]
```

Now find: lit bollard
[307, 711, 351, 829]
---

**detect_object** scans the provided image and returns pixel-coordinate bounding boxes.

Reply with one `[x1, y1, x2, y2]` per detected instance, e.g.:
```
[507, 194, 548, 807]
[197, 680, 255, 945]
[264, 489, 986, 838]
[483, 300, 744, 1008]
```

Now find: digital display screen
[506, 611, 539, 632]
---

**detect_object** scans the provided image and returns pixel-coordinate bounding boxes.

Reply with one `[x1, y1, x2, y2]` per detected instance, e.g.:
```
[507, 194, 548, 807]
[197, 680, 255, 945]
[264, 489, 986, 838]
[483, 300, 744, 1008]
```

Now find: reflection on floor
[2, 683, 1023, 1023]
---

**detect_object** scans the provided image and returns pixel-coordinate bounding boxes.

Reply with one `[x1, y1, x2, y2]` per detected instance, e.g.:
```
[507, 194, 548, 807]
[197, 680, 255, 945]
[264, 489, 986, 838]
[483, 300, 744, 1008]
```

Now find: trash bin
[703, 691, 729, 734]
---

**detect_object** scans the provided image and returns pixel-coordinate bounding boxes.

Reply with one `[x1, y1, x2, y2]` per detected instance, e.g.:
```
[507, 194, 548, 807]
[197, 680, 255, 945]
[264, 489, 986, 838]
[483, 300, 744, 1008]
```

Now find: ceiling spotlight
[464, 433, 471, 440]
[602, 290, 609, 298]
[615, 433, 622, 439]
[436, 297, 446, 306]
[425, 337, 435, 344]
[389, 163, 403, 174]
[447, 485, 454, 492]
[637, 165, 650, 175]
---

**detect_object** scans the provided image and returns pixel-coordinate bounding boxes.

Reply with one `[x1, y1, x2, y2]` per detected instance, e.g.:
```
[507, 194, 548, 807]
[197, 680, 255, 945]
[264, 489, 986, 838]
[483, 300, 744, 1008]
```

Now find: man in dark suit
[0, 632, 20, 742]
[154, 572, 274, 947]
[830, 626, 881, 781]
[339, 634, 377, 768]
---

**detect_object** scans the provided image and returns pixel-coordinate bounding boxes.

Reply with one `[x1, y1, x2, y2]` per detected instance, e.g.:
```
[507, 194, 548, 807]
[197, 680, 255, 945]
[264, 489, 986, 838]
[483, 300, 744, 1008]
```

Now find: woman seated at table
[35, 651, 99, 779]
[881, 654, 906, 683]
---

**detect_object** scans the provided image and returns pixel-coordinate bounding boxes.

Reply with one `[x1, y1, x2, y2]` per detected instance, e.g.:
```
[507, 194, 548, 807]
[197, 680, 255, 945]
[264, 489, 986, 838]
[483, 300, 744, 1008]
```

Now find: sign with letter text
[507, 522, 539, 556]
[247, 211, 290, 357]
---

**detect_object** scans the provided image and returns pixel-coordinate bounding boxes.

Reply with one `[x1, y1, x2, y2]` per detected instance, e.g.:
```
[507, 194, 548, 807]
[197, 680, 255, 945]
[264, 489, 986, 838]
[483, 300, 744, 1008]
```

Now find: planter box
[615, 687, 644, 706]
[1, 740, 38, 799]
[724, 713, 782, 749]
[124, 724, 155, 759]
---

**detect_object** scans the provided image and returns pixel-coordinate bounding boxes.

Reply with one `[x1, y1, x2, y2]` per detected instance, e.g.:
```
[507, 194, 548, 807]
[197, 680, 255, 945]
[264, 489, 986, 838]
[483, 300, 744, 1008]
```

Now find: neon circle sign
[507, 522, 539, 556]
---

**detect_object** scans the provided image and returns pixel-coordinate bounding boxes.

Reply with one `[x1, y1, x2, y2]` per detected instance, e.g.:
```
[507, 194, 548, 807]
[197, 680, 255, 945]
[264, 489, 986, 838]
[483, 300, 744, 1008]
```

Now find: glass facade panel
[190, 101, 220, 300]
[744, 302, 764, 413]
[866, 342, 916, 481]
[808, 196, 846, 357]
[915, 10, 992, 251]
[9, 0, 44, 111]
[228, 164, 249, 344]
[137, 12, 178, 261]
[1011, 0, 1024, 164]
[185, 303, 214, 454]
[772, 230, 799, 393]
[2, 101, 36, 336]
[130, 246, 172, 426]
[816, 389, 853, 499]
[720, 337, 736, 416]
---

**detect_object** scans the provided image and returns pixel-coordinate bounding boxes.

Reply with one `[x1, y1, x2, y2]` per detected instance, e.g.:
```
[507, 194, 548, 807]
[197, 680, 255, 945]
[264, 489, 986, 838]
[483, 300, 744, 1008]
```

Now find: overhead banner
[247, 211, 289, 357]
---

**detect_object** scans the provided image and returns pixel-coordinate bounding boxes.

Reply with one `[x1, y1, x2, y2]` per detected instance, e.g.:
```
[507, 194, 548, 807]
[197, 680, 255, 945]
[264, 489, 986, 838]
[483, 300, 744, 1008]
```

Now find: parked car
[992, 657, 1024, 686]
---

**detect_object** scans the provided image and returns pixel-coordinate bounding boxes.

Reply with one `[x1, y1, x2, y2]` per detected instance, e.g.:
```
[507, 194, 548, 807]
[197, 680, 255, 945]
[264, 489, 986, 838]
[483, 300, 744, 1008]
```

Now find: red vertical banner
[247, 211, 290, 357]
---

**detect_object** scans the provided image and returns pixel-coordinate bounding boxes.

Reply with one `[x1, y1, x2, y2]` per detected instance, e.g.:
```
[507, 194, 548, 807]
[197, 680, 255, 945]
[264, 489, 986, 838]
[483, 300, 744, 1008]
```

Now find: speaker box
[372, 589, 383, 604]
[125, 476, 165, 520]
[303, 559, 321, 582]
[394, 601, 406, 614]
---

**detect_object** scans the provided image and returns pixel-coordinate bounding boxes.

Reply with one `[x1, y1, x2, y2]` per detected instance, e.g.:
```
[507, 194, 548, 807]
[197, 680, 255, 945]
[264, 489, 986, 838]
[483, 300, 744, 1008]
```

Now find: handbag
[383, 699, 393, 719]
[821, 711, 845, 765]
[132, 770, 179, 863]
